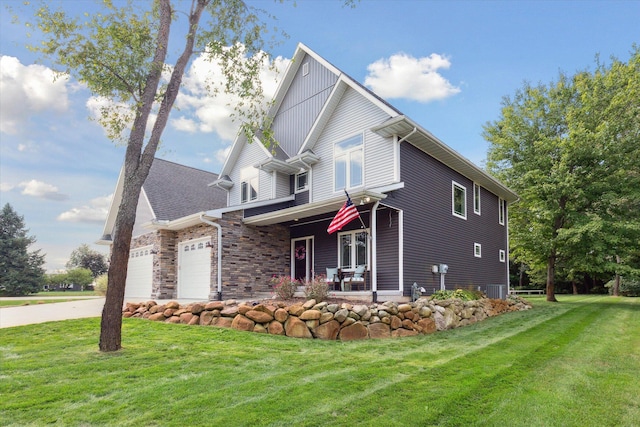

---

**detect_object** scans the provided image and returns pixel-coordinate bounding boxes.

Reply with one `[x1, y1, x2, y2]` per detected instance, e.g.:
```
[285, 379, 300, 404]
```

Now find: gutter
[199, 214, 223, 301]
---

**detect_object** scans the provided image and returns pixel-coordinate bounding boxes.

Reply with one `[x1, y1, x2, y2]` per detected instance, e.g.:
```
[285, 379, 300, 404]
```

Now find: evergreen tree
[0, 204, 46, 296]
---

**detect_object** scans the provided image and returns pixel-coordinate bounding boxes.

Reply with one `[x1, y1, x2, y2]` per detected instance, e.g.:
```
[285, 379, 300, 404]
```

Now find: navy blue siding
[392, 142, 508, 295]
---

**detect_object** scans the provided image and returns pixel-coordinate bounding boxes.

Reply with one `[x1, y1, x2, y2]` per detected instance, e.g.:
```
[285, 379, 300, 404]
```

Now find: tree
[67, 244, 108, 278]
[67, 268, 95, 291]
[23, 0, 352, 351]
[484, 47, 640, 302]
[22, 0, 279, 351]
[0, 204, 46, 296]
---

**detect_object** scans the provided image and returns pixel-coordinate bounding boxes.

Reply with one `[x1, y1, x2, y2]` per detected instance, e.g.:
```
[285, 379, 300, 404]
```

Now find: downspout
[371, 201, 380, 302]
[397, 127, 417, 144]
[199, 214, 223, 301]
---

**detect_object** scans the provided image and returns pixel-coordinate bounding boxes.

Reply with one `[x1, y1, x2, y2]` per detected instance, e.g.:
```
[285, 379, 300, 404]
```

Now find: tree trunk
[572, 280, 578, 295]
[613, 254, 621, 296]
[546, 253, 558, 302]
[99, 178, 144, 351]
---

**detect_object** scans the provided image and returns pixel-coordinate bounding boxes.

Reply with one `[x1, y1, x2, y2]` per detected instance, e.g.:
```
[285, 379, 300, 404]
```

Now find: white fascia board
[142, 212, 209, 231]
[100, 165, 125, 240]
[219, 132, 248, 178]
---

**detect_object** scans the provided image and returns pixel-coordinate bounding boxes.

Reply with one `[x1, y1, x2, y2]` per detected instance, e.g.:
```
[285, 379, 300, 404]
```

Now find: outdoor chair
[325, 267, 341, 291]
[342, 265, 367, 291]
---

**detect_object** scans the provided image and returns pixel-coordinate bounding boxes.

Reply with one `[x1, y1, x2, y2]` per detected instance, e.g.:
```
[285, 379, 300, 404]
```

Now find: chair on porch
[342, 265, 367, 291]
[325, 268, 341, 291]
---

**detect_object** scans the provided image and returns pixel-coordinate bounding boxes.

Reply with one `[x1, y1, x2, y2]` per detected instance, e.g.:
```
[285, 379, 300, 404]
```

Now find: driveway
[0, 297, 106, 328]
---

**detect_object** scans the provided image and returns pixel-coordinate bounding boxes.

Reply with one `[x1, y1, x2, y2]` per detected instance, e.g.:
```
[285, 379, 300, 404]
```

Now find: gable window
[473, 183, 481, 215]
[338, 229, 369, 270]
[240, 168, 258, 203]
[295, 171, 309, 193]
[499, 249, 506, 263]
[452, 181, 467, 219]
[499, 198, 506, 225]
[474, 243, 482, 258]
[334, 134, 363, 191]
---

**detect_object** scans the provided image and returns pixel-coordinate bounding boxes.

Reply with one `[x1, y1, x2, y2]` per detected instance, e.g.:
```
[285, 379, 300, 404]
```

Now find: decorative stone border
[122, 296, 532, 340]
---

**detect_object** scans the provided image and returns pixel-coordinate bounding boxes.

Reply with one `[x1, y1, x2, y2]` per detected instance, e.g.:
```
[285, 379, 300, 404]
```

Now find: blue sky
[1, 0, 638, 271]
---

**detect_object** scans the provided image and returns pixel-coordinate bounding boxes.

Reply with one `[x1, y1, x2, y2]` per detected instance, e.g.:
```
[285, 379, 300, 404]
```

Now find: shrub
[94, 274, 108, 296]
[270, 275, 298, 300]
[606, 278, 640, 297]
[430, 289, 481, 301]
[304, 275, 329, 302]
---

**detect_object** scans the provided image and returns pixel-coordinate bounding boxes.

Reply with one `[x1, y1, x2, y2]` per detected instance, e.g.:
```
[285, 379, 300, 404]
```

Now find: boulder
[268, 320, 285, 335]
[392, 328, 418, 338]
[205, 301, 224, 311]
[313, 320, 340, 340]
[416, 317, 436, 334]
[188, 315, 200, 325]
[231, 314, 255, 332]
[166, 316, 181, 324]
[303, 299, 317, 309]
[274, 308, 289, 323]
[299, 309, 322, 321]
[288, 304, 305, 317]
[165, 301, 180, 309]
[319, 312, 334, 324]
[285, 316, 313, 339]
[245, 310, 274, 323]
[253, 324, 267, 334]
[214, 317, 233, 328]
[220, 306, 239, 317]
[334, 308, 349, 323]
[338, 322, 369, 341]
[149, 312, 166, 321]
[200, 311, 216, 326]
[179, 312, 194, 324]
[390, 315, 403, 330]
[368, 322, 391, 339]
[190, 303, 205, 315]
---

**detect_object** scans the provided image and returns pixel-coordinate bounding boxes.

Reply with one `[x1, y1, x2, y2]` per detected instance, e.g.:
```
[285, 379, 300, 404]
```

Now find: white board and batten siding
[178, 237, 212, 300]
[310, 87, 396, 203]
[125, 245, 154, 300]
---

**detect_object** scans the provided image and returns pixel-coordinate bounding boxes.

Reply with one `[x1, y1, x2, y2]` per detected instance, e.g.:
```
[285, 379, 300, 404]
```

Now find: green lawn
[1, 295, 638, 426]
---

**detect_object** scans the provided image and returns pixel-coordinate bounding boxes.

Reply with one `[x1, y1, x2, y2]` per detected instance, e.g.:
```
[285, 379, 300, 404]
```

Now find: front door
[292, 236, 314, 283]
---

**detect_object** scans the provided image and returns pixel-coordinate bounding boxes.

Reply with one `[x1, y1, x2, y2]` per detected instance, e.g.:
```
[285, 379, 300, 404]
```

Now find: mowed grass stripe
[1, 296, 639, 426]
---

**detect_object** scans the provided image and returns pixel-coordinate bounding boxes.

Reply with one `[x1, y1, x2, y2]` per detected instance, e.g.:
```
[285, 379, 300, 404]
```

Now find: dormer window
[295, 171, 309, 193]
[334, 133, 363, 192]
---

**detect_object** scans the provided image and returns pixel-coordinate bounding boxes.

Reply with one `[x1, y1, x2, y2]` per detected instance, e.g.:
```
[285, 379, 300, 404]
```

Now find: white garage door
[178, 238, 212, 300]
[125, 246, 153, 300]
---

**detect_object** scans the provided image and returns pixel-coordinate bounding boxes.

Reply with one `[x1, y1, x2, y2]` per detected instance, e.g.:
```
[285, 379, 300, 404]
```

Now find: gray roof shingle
[143, 158, 226, 221]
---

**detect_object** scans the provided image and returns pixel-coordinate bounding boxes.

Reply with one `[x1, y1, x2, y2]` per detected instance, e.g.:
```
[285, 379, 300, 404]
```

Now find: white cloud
[215, 145, 232, 164]
[0, 56, 70, 134]
[171, 51, 290, 141]
[18, 179, 68, 201]
[57, 194, 113, 223]
[0, 182, 15, 192]
[364, 53, 461, 102]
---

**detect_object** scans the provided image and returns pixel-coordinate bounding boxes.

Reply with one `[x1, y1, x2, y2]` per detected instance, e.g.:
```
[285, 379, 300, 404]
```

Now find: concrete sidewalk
[0, 298, 106, 328]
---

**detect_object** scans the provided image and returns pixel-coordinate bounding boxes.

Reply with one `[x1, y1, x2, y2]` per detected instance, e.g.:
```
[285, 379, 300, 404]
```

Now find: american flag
[327, 192, 360, 234]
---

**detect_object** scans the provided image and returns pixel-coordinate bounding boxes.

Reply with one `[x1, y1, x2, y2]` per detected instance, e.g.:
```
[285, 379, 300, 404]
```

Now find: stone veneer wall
[122, 296, 532, 340]
[217, 211, 291, 299]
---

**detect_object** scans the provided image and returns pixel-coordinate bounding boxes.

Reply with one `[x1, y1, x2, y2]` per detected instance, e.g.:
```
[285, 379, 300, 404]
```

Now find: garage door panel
[178, 239, 211, 299]
[125, 246, 153, 299]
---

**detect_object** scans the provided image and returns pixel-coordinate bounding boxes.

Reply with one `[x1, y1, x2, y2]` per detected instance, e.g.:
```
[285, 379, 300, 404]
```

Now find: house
[99, 43, 518, 302]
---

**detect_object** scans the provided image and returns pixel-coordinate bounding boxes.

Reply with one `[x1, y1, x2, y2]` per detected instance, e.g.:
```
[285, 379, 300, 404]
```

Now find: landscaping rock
[368, 322, 391, 339]
[245, 310, 274, 323]
[205, 301, 224, 311]
[338, 322, 369, 341]
[313, 320, 340, 340]
[285, 316, 312, 339]
[231, 314, 255, 332]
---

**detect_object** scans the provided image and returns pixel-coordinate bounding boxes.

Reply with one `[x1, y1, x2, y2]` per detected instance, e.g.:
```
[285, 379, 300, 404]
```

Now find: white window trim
[474, 243, 482, 258]
[499, 198, 505, 225]
[295, 170, 309, 194]
[333, 132, 364, 193]
[452, 181, 467, 220]
[337, 228, 370, 271]
[499, 249, 506, 263]
[473, 182, 481, 215]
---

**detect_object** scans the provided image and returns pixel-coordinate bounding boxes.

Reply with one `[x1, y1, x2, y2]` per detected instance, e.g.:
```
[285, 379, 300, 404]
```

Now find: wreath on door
[295, 245, 306, 260]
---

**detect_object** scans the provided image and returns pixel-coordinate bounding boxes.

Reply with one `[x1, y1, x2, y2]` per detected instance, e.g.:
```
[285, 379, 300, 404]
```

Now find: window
[302, 62, 309, 76]
[452, 181, 467, 219]
[474, 243, 482, 258]
[334, 134, 363, 191]
[240, 168, 258, 203]
[473, 183, 481, 215]
[499, 198, 505, 225]
[295, 171, 309, 192]
[499, 249, 506, 263]
[338, 229, 369, 270]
